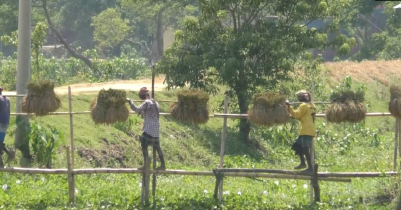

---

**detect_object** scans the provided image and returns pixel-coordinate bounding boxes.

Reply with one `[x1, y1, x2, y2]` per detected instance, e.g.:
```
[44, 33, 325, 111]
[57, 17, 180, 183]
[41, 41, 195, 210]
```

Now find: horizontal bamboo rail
[214, 169, 398, 178]
[0, 167, 350, 182]
[214, 112, 393, 118]
[8, 111, 394, 118]
[3, 94, 175, 103]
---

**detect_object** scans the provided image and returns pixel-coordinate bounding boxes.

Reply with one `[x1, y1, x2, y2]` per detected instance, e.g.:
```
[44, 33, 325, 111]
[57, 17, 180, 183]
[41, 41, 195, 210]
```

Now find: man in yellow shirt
[286, 90, 316, 173]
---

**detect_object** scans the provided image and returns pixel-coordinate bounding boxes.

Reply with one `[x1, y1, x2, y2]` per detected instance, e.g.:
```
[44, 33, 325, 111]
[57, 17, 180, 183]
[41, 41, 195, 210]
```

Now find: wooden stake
[312, 164, 320, 202]
[310, 76, 315, 205]
[66, 147, 75, 206]
[68, 86, 74, 168]
[399, 118, 401, 168]
[141, 157, 151, 204]
[152, 150, 156, 206]
[218, 96, 229, 203]
[394, 118, 399, 171]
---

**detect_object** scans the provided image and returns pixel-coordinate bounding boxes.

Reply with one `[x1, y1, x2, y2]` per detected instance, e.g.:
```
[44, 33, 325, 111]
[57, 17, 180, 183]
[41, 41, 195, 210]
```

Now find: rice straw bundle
[248, 93, 290, 126]
[170, 90, 209, 124]
[389, 85, 401, 118]
[326, 90, 366, 123]
[90, 89, 129, 124]
[21, 80, 61, 116]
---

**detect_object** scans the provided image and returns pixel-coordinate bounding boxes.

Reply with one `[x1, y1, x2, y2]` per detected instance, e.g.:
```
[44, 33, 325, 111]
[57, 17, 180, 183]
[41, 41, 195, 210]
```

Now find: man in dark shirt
[0, 87, 15, 167]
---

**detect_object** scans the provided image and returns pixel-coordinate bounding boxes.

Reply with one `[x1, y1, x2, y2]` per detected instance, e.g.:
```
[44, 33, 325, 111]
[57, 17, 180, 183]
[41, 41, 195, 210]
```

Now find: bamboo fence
[1, 87, 400, 206]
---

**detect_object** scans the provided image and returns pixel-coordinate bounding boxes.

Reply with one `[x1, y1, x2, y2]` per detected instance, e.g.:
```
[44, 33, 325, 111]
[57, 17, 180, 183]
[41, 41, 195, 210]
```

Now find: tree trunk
[149, 9, 165, 64]
[15, 0, 32, 162]
[42, 0, 93, 68]
[235, 88, 251, 142]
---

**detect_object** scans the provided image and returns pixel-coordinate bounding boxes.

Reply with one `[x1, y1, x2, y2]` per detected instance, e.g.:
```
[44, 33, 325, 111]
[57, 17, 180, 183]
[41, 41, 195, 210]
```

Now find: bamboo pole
[145, 157, 151, 203]
[310, 76, 315, 205]
[214, 169, 398, 178]
[9, 111, 393, 118]
[213, 113, 393, 118]
[0, 166, 395, 178]
[399, 119, 401, 168]
[312, 164, 320, 202]
[68, 86, 75, 168]
[218, 96, 229, 203]
[66, 147, 75, 206]
[0, 167, 68, 174]
[395, 118, 399, 171]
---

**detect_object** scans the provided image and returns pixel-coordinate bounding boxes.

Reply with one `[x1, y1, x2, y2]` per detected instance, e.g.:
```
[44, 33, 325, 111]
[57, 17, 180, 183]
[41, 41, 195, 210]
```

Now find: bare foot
[301, 168, 313, 174]
[294, 164, 307, 170]
[6, 151, 15, 163]
[156, 166, 166, 170]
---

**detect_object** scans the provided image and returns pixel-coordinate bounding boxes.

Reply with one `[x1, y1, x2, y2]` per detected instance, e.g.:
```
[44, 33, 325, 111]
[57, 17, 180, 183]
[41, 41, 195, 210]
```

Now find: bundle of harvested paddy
[170, 90, 209, 124]
[326, 90, 366, 123]
[248, 93, 290, 126]
[389, 85, 401, 118]
[90, 89, 129, 124]
[21, 80, 61, 116]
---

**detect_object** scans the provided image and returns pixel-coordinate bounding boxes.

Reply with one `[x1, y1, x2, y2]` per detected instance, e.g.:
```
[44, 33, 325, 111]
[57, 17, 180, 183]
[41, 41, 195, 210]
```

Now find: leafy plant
[30, 123, 65, 168]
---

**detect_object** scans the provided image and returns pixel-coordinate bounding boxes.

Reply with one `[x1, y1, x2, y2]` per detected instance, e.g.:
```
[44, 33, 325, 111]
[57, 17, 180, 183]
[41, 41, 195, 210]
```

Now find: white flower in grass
[2, 184, 7, 191]
[292, 184, 296, 188]
[41, 178, 45, 182]
[75, 188, 79, 194]
[281, 194, 286, 199]
[223, 191, 230, 195]
[101, 206, 105, 209]
[139, 182, 142, 187]
[303, 184, 308, 189]
[16, 180, 21, 184]
[274, 180, 279, 185]
[237, 191, 242, 196]
[204, 189, 208, 194]
[263, 191, 268, 196]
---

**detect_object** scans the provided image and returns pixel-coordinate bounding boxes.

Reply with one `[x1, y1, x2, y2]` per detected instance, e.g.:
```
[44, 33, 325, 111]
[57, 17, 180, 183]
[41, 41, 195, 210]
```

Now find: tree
[41, 0, 93, 68]
[158, 0, 351, 141]
[121, 0, 198, 64]
[92, 8, 130, 56]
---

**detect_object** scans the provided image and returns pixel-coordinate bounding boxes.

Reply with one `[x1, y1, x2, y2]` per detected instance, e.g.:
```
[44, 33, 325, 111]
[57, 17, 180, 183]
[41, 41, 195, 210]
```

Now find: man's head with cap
[138, 87, 150, 100]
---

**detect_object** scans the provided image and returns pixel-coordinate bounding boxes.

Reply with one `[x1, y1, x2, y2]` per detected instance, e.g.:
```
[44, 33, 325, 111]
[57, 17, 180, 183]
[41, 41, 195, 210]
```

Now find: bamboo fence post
[68, 86, 75, 168]
[141, 157, 151, 204]
[399, 118, 401, 169]
[394, 118, 399, 171]
[152, 150, 156, 205]
[218, 96, 229, 203]
[312, 164, 320, 202]
[66, 147, 75, 206]
[310, 76, 315, 205]
[151, 64, 157, 206]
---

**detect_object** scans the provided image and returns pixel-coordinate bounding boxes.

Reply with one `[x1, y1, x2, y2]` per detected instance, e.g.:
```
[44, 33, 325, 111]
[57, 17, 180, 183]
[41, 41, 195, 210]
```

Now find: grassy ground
[1, 61, 401, 209]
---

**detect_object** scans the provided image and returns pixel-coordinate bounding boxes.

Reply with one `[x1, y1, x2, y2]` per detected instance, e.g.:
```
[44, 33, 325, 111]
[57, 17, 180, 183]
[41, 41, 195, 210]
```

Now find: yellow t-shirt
[289, 103, 317, 137]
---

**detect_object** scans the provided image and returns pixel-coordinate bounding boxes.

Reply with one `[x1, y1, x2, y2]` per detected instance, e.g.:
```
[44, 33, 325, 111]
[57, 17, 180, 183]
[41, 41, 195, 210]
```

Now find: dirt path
[3, 76, 167, 96]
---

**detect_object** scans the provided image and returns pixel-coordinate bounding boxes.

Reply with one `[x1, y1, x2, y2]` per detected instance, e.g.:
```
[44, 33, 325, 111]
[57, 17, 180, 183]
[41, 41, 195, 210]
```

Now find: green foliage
[30, 123, 65, 168]
[0, 52, 148, 90]
[31, 22, 48, 80]
[113, 117, 137, 133]
[92, 8, 130, 55]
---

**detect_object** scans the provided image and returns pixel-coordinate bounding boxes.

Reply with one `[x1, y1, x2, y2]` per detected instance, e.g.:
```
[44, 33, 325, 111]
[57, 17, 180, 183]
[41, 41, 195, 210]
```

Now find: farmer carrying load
[0, 87, 15, 167]
[286, 90, 316, 173]
[127, 87, 166, 170]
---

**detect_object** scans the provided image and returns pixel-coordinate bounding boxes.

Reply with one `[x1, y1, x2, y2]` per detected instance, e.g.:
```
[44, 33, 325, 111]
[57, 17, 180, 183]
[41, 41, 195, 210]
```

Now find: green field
[0, 65, 400, 209]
